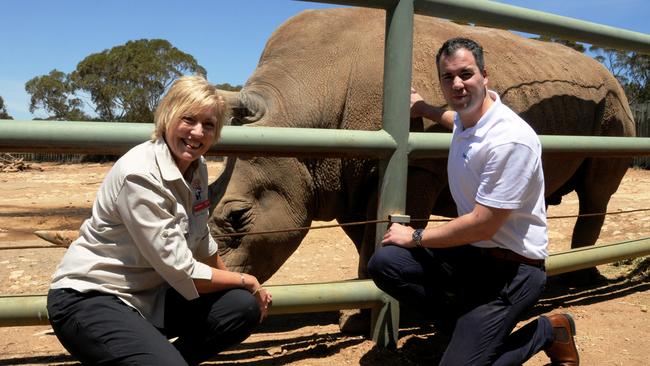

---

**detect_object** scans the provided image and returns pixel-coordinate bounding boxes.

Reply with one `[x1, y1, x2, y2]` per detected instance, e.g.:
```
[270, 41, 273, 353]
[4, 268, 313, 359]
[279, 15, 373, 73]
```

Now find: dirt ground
[0, 161, 648, 365]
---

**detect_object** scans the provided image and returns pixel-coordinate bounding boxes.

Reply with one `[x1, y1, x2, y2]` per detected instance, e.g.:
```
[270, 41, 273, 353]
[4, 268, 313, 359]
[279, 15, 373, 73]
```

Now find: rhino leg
[572, 157, 630, 249]
[562, 156, 630, 285]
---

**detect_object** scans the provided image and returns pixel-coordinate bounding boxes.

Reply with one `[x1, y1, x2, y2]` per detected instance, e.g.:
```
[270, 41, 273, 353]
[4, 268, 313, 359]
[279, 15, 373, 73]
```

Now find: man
[368, 37, 580, 365]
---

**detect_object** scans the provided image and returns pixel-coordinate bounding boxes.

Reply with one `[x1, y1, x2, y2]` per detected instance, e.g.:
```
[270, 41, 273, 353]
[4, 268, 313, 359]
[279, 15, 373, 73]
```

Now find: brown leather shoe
[544, 313, 579, 366]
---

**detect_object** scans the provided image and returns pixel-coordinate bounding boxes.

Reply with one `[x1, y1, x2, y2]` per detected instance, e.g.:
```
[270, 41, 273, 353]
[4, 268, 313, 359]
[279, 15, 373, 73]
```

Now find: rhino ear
[217, 90, 247, 126]
[229, 106, 251, 126]
[218, 89, 267, 126]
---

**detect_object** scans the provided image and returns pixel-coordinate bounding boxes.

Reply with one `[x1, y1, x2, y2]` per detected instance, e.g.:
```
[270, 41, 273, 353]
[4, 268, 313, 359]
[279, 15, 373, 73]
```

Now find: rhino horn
[34, 230, 77, 247]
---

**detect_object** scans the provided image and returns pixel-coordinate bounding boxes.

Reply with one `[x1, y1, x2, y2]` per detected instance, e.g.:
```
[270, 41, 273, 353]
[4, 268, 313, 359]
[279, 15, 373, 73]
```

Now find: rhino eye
[230, 207, 251, 224]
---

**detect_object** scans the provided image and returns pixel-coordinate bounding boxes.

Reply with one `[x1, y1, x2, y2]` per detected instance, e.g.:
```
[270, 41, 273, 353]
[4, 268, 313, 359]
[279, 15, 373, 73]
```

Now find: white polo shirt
[50, 138, 218, 327]
[448, 91, 548, 260]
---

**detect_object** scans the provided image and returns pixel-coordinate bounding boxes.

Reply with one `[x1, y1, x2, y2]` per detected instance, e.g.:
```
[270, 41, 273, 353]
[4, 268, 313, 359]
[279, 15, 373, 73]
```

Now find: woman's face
[165, 105, 218, 174]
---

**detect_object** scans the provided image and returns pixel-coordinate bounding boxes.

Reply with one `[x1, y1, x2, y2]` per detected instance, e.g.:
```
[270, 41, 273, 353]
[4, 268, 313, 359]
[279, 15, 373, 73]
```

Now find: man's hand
[381, 223, 417, 247]
[410, 88, 426, 118]
[410, 87, 455, 130]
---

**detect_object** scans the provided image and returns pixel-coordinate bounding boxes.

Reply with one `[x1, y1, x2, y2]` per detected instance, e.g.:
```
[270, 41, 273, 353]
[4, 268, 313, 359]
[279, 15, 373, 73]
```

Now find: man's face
[438, 48, 488, 123]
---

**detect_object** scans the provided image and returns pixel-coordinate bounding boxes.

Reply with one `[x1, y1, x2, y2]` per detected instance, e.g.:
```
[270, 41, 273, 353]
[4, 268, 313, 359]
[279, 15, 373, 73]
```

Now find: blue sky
[1, 0, 649, 120]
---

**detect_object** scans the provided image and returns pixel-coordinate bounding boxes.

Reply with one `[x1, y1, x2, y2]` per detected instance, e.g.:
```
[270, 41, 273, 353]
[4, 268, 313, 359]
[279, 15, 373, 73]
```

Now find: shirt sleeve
[476, 142, 540, 210]
[115, 174, 213, 300]
[193, 227, 219, 260]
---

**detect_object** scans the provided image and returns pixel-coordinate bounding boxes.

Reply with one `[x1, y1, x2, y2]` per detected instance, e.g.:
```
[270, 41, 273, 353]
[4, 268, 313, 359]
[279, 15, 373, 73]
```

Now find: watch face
[413, 229, 423, 246]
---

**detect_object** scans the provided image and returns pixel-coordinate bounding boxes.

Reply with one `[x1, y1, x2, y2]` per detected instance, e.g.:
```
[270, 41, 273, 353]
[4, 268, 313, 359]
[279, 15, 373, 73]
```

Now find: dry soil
[0, 162, 648, 365]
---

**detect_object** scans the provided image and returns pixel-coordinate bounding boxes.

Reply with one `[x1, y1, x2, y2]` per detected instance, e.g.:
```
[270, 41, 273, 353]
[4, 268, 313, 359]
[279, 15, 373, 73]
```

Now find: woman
[47, 75, 272, 365]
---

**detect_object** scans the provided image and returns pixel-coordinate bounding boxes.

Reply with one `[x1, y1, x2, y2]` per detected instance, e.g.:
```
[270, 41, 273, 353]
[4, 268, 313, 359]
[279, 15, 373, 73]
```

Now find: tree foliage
[215, 83, 242, 92]
[532, 36, 586, 53]
[25, 39, 206, 122]
[71, 39, 206, 122]
[0, 96, 13, 119]
[590, 47, 650, 104]
[25, 70, 89, 121]
[624, 52, 650, 103]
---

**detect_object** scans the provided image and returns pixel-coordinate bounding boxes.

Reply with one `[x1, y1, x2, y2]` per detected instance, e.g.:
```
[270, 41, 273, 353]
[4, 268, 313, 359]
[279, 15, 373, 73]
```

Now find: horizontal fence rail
[0, 280, 390, 327]
[0, 120, 396, 159]
[3, 236, 648, 327]
[302, 0, 650, 54]
[3, 120, 650, 159]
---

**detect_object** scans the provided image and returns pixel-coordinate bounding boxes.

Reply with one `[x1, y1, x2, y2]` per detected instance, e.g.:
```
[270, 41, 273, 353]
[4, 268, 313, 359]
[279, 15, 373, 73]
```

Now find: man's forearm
[419, 204, 510, 248]
[412, 101, 455, 130]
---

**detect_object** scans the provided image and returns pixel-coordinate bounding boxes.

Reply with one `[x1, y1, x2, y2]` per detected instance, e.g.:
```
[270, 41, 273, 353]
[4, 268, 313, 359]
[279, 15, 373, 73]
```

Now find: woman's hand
[252, 286, 273, 322]
[241, 273, 272, 322]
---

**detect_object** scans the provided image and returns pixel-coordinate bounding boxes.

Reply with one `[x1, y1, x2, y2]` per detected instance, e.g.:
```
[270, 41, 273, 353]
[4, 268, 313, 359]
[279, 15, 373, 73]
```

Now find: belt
[480, 247, 545, 268]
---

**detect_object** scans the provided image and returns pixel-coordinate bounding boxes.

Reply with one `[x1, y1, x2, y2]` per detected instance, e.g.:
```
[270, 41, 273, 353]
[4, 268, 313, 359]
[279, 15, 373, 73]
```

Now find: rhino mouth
[213, 200, 256, 249]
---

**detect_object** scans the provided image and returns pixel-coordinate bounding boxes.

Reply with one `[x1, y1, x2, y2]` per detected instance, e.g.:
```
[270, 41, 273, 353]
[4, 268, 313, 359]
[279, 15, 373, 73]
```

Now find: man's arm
[410, 88, 455, 130]
[381, 203, 511, 248]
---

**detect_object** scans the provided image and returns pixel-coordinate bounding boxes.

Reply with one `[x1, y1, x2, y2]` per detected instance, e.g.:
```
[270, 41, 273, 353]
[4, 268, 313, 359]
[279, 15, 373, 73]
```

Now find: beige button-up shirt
[50, 138, 217, 327]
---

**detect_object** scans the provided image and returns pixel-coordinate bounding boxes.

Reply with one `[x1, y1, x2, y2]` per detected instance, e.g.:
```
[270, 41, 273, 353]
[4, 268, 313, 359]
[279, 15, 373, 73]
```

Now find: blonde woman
[47, 75, 272, 365]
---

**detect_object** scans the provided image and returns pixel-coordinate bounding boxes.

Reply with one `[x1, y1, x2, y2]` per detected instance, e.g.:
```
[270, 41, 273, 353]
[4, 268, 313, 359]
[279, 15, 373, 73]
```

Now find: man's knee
[367, 246, 392, 280]
[368, 246, 409, 289]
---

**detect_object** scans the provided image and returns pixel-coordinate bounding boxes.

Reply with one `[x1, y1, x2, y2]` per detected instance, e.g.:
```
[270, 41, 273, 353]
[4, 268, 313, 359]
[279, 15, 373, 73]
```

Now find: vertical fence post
[372, 0, 414, 348]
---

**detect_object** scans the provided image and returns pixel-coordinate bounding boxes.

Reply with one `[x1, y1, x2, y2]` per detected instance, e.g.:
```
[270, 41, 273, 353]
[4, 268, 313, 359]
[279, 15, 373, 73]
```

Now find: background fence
[633, 102, 650, 168]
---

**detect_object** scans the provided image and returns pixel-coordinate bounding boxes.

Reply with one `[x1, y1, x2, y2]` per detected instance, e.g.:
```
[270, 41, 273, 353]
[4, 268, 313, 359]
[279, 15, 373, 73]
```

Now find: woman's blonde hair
[152, 75, 226, 143]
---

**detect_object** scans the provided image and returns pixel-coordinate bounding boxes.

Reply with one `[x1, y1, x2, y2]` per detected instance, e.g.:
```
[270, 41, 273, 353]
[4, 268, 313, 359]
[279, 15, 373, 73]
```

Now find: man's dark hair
[436, 37, 485, 74]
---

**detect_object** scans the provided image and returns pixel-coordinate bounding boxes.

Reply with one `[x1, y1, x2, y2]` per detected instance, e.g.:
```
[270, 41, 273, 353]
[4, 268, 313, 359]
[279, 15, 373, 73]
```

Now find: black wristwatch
[412, 229, 424, 248]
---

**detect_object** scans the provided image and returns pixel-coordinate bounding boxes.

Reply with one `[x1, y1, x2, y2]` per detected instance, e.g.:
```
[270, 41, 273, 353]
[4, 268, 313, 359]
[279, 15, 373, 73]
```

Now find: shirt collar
[154, 137, 184, 182]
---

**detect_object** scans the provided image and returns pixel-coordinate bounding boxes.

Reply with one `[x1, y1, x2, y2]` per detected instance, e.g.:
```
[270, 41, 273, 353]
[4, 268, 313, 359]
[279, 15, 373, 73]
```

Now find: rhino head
[209, 147, 318, 283]
[207, 9, 394, 283]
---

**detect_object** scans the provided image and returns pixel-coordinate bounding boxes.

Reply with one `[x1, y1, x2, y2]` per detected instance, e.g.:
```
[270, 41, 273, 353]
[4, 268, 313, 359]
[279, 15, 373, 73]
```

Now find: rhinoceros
[210, 7, 634, 284]
[36, 8, 635, 285]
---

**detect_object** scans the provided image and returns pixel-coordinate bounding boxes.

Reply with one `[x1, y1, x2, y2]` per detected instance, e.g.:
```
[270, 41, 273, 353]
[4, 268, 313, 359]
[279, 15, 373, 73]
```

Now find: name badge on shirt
[462, 146, 472, 163]
[193, 199, 210, 214]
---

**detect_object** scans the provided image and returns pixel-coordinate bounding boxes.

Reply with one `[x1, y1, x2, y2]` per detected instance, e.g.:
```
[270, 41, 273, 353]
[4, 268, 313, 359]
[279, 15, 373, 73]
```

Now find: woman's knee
[209, 288, 260, 331]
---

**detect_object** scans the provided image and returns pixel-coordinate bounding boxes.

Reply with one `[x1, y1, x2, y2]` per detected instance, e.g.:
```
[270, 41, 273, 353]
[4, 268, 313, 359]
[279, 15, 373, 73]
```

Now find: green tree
[590, 46, 630, 83]
[71, 39, 206, 122]
[625, 52, 650, 103]
[215, 83, 242, 92]
[0, 96, 13, 119]
[25, 70, 89, 121]
[532, 36, 586, 53]
[590, 47, 650, 104]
